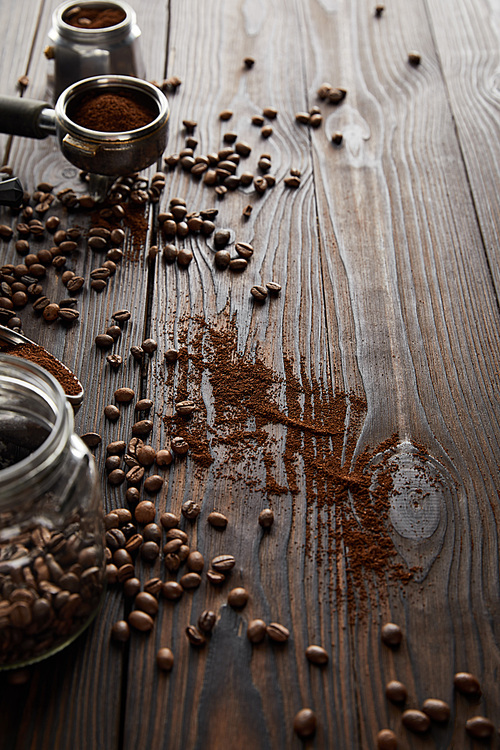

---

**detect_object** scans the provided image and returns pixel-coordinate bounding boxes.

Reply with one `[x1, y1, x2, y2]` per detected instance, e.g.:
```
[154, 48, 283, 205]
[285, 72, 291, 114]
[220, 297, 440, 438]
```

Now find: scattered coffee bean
[207, 569, 225, 585]
[128, 610, 154, 632]
[198, 610, 216, 633]
[376, 729, 397, 750]
[332, 131, 343, 145]
[164, 348, 179, 363]
[385, 680, 407, 704]
[107, 354, 123, 368]
[175, 399, 196, 416]
[251, 285, 268, 302]
[247, 619, 267, 643]
[126, 465, 144, 484]
[293, 708, 316, 739]
[144, 474, 163, 493]
[465, 716, 495, 739]
[114, 387, 135, 403]
[284, 175, 300, 189]
[132, 420, 154, 437]
[161, 581, 183, 601]
[141, 541, 160, 562]
[182, 500, 201, 520]
[261, 125, 273, 138]
[381, 622, 402, 647]
[265, 281, 281, 294]
[137, 445, 156, 466]
[107, 440, 126, 455]
[242, 204, 253, 218]
[144, 577, 162, 596]
[309, 113, 323, 128]
[81, 432, 102, 448]
[305, 645, 329, 666]
[229, 258, 247, 272]
[453, 671, 481, 696]
[171, 436, 189, 456]
[156, 647, 174, 671]
[142, 338, 157, 354]
[135, 591, 159, 617]
[401, 710, 430, 733]
[111, 620, 130, 643]
[295, 111, 311, 124]
[130, 345, 145, 363]
[267, 622, 290, 642]
[215, 250, 231, 269]
[421, 698, 450, 722]
[408, 51, 421, 66]
[244, 57, 255, 68]
[263, 106, 277, 119]
[134, 500, 156, 524]
[156, 448, 174, 467]
[258, 508, 274, 528]
[135, 398, 153, 412]
[180, 572, 202, 590]
[207, 511, 228, 529]
[228, 587, 249, 608]
[108, 469, 126, 486]
[235, 242, 253, 259]
[166, 528, 188, 543]
[212, 554, 235, 572]
[186, 625, 206, 647]
[375, 4, 385, 16]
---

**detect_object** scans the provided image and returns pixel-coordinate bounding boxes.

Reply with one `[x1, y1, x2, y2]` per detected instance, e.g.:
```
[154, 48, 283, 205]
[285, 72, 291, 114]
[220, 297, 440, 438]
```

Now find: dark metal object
[0, 175, 24, 207]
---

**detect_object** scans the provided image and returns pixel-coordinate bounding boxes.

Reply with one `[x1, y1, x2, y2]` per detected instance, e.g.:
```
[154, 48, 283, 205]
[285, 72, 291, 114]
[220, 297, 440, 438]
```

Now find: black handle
[0, 96, 53, 139]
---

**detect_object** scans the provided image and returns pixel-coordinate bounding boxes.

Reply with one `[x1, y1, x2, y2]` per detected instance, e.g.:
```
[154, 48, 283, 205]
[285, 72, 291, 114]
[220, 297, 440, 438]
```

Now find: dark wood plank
[425, 0, 500, 297]
[0, 2, 169, 748]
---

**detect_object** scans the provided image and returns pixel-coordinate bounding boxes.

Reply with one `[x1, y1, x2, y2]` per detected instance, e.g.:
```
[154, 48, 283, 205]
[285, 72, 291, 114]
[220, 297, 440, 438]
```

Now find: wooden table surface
[1, 0, 499, 748]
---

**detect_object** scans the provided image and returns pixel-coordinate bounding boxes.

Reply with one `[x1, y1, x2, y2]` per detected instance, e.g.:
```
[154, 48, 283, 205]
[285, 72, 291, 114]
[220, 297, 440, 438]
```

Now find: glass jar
[48, 0, 146, 99]
[0, 354, 105, 669]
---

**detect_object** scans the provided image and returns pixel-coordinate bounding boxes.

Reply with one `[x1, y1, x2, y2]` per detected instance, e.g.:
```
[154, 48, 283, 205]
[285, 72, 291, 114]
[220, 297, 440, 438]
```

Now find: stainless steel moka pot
[47, 0, 145, 99]
[0, 76, 169, 199]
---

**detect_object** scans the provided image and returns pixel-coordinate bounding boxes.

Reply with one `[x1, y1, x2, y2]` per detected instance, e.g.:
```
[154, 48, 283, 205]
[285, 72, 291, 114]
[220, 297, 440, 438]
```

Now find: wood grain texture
[0, 0, 499, 749]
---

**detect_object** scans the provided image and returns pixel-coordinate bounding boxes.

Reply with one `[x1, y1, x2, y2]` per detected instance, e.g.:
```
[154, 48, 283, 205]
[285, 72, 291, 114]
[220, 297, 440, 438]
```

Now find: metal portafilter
[0, 75, 169, 199]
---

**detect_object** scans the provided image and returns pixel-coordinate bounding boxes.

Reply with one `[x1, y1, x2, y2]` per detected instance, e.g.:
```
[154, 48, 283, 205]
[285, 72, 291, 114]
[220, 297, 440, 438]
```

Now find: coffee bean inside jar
[0, 355, 106, 669]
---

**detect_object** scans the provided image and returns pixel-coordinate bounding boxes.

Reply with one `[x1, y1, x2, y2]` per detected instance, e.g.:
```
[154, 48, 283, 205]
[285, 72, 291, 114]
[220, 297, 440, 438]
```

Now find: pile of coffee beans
[376, 620, 497, 746]
[0, 513, 105, 667]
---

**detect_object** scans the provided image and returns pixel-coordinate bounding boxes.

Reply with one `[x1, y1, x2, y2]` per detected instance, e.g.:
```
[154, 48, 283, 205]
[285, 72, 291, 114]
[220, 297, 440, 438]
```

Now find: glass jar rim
[0, 354, 72, 501]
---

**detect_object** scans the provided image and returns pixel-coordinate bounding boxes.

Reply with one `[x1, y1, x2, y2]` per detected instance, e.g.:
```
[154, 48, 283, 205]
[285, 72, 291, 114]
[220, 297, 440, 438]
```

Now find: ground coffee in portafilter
[64, 5, 126, 29]
[69, 90, 157, 132]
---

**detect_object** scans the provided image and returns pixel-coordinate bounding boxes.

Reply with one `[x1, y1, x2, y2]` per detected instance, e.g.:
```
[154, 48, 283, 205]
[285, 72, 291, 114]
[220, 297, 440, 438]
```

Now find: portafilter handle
[0, 96, 56, 139]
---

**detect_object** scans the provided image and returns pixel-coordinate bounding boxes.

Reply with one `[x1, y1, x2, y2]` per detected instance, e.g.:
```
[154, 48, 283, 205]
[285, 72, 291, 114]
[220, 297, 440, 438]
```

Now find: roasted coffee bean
[266, 281, 281, 294]
[113, 548, 133, 568]
[284, 175, 300, 189]
[401, 710, 430, 733]
[164, 553, 180, 572]
[104, 404, 121, 421]
[130, 345, 145, 363]
[106, 354, 123, 368]
[381, 622, 402, 647]
[178, 544, 190, 562]
[202, 219, 215, 234]
[58, 307, 79, 323]
[143, 577, 162, 596]
[229, 258, 248, 272]
[142, 523, 161, 544]
[465, 716, 495, 739]
[295, 111, 311, 124]
[161, 581, 183, 601]
[177, 248, 193, 266]
[214, 229, 231, 248]
[164, 348, 179, 363]
[293, 708, 316, 739]
[0, 224, 13, 240]
[117, 563, 136, 583]
[134, 500, 156, 524]
[228, 587, 248, 608]
[310, 113, 323, 128]
[124, 534, 143, 554]
[186, 625, 206, 647]
[267, 622, 290, 642]
[180, 572, 202, 590]
[126, 466, 145, 484]
[251, 115, 264, 126]
[95, 333, 114, 349]
[261, 125, 273, 138]
[104, 511, 120, 528]
[128, 610, 154, 632]
[80, 432, 102, 448]
[135, 398, 153, 413]
[207, 569, 225, 585]
[110, 228, 125, 246]
[106, 325, 122, 340]
[136, 445, 156, 467]
[142, 338, 157, 354]
[106, 563, 119, 583]
[305, 645, 329, 666]
[171, 436, 189, 456]
[207, 511, 228, 529]
[186, 551, 204, 572]
[106, 528, 127, 550]
[182, 500, 201, 520]
[66, 275, 85, 292]
[453, 671, 481, 695]
[332, 131, 343, 145]
[242, 204, 253, 218]
[247, 619, 267, 643]
[125, 487, 140, 505]
[166, 528, 188, 544]
[132, 420, 154, 437]
[164, 539, 182, 555]
[144, 474, 163, 493]
[107, 440, 126, 455]
[421, 698, 450, 723]
[385, 680, 407, 704]
[251, 285, 268, 302]
[376, 729, 397, 750]
[212, 554, 235, 572]
[105, 456, 121, 473]
[234, 242, 253, 259]
[258, 508, 274, 528]
[112, 309, 131, 323]
[175, 399, 196, 416]
[43, 302, 60, 321]
[141, 541, 160, 563]
[156, 647, 174, 671]
[111, 620, 130, 643]
[215, 250, 231, 269]
[408, 50, 421, 66]
[115, 508, 132, 524]
[160, 511, 180, 530]
[135, 591, 159, 617]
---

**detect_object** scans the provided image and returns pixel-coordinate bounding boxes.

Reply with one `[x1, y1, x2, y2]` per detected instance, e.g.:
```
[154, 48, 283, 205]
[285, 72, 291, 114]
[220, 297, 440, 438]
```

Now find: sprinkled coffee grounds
[1, 342, 81, 395]
[156, 311, 416, 603]
[70, 91, 157, 132]
[64, 6, 126, 29]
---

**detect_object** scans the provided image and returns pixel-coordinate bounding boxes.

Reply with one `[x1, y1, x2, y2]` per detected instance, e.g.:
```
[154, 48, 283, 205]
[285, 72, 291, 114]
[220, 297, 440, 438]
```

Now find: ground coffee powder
[64, 6, 126, 29]
[71, 91, 157, 132]
[1, 342, 82, 395]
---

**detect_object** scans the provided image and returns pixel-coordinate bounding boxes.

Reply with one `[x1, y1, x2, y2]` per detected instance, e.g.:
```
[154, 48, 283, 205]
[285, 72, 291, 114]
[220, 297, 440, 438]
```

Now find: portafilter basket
[0, 76, 169, 198]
